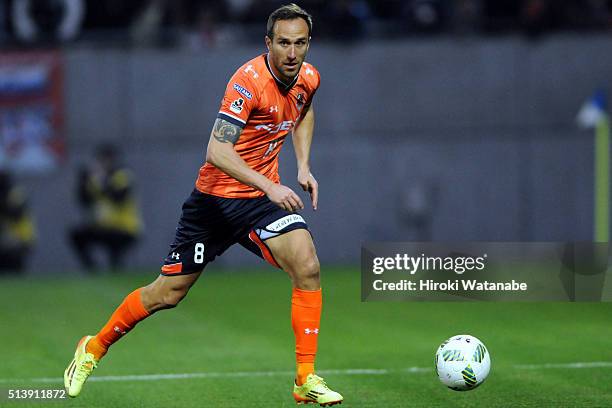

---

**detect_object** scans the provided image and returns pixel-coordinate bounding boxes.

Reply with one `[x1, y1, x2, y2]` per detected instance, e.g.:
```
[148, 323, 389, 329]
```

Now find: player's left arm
[292, 104, 318, 210]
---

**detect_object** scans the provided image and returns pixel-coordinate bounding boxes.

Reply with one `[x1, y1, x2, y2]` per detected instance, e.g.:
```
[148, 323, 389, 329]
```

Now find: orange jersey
[196, 54, 321, 198]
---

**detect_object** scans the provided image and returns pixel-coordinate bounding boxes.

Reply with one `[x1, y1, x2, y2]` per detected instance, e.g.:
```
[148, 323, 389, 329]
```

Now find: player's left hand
[298, 170, 318, 210]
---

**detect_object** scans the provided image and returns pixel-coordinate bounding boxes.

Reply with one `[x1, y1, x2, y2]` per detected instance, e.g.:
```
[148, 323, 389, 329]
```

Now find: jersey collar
[265, 53, 299, 92]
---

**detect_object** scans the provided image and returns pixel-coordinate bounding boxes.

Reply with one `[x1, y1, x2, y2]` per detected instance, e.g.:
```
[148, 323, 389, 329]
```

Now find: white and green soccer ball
[435, 334, 491, 391]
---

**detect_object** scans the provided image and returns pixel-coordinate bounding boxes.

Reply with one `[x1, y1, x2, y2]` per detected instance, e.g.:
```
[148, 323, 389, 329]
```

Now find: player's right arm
[205, 119, 304, 211]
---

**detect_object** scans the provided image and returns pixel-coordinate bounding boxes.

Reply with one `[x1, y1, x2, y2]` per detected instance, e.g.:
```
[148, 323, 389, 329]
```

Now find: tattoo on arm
[212, 119, 241, 144]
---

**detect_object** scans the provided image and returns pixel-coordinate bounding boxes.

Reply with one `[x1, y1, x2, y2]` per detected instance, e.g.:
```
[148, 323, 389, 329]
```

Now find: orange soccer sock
[291, 287, 322, 385]
[86, 288, 150, 360]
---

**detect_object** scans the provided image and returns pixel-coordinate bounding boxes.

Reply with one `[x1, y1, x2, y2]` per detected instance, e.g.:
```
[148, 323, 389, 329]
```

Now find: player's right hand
[265, 183, 304, 212]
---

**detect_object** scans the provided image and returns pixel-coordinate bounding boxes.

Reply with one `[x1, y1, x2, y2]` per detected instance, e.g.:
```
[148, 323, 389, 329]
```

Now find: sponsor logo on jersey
[266, 214, 305, 232]
[255, 120, 295, 134]
[230, 98, 244, 114]
[233, 83, 252, 99]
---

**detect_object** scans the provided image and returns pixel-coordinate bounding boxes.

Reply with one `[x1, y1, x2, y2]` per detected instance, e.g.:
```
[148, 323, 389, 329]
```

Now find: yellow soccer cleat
[293, 374, 343, 406]
[64, 336, 99, 397]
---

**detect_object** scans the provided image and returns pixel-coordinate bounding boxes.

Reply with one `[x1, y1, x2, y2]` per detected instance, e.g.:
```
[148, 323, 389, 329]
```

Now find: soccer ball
[435, 334, 491, 391]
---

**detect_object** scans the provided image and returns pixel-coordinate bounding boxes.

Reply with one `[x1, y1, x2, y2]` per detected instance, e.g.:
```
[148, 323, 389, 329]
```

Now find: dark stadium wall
[27, 35, 611, 271]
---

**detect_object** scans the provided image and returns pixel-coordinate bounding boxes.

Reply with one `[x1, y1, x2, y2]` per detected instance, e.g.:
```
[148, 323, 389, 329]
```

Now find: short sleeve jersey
[196, 54, 321, 198]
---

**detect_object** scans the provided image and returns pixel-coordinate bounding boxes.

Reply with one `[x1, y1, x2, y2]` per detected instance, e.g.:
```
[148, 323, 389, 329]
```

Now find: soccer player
[64, 3, 343, 406]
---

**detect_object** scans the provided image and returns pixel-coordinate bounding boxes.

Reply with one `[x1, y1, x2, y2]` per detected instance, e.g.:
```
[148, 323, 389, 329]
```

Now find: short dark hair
[266, 3, 312, 39]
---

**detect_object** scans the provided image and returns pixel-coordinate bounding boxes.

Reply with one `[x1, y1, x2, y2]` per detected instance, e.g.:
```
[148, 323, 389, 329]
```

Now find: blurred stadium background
[2, 2, 612, 407]
[1, 0, 612, 272]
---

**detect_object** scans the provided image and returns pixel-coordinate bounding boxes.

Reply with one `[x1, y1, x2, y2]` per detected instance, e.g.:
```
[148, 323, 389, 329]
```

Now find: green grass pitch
[1, 267, 611, 407]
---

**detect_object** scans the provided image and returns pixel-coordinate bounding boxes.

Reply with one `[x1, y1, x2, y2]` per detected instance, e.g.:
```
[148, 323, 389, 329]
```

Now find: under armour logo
[305, 67, 314, 76]
[269, 106, 278, 113]
[304, 328, 319, 335]
[171, 252, 180, 260]
[244, 64, 259, 78]
[114, 326, 127, 335]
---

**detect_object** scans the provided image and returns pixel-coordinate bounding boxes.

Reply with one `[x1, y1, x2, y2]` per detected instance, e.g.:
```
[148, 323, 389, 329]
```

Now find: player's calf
[141, 272, 201, 312]
[63, 274, 200, 397]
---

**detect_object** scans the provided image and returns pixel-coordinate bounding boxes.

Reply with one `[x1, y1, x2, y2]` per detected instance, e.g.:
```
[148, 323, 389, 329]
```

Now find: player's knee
[304, 256, 320, 279]
[293, 255, 320, 285]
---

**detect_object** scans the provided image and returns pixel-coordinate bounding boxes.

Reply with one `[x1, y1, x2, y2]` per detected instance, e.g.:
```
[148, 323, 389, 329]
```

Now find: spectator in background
[185, 1, 226, 49]
[11, 0, 84, 43]
[0, 1, 8, 44]
[68, 143, 142, 272]
[404, 0, 448, 33]
[562, 0, 612, 30]
[322, 0, 370, 39]
[452, 0, 482, 35]
[519, 0, 554, 37]
[0, 169, 35, 274]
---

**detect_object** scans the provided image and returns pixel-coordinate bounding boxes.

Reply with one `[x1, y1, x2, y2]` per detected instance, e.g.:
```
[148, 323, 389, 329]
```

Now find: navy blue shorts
[161, 189, 308, 275]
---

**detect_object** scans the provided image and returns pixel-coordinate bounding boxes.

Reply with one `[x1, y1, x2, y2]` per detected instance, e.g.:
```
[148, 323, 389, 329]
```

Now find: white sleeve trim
[218, 111, 246, 124]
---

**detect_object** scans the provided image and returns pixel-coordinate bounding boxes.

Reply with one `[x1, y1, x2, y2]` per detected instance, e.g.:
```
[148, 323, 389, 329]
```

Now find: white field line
[514, 362, 612, 369]
[0, 362, 610, 385]
[0, 368, 392, 385]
